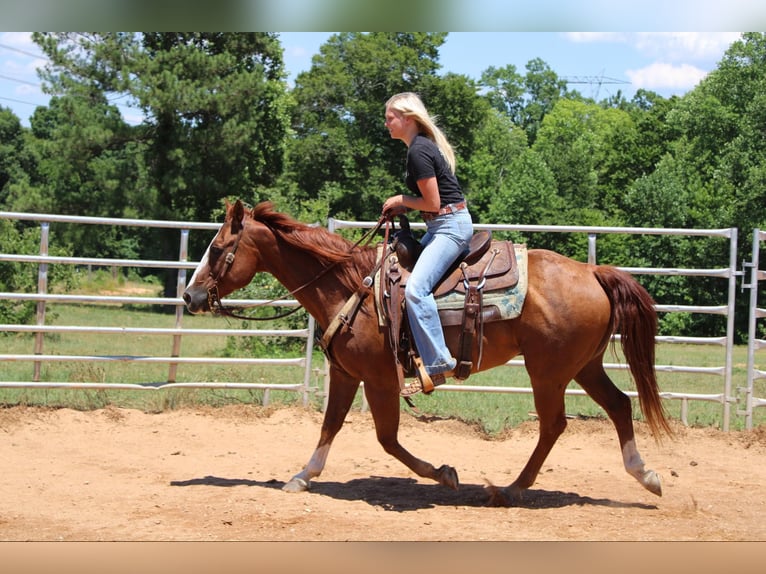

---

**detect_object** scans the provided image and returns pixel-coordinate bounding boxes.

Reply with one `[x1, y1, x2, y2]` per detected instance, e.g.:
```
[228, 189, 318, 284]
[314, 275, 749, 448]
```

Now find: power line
[0, 41, 47, 111]
[562, 74, 631, 100]
[0, 42, 46, 60]
[563, 75, 630, 85]
[0, 95, 42, 107]
[0, 72, 41, 88]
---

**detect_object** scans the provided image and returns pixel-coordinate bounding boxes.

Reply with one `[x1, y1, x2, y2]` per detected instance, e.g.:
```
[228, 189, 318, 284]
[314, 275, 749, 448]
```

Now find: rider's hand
[382, 195, 408, 218]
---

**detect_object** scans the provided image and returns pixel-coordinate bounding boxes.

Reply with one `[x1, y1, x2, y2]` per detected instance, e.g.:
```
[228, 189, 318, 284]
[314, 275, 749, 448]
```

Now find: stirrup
[400, 357, 448, 397]
[400, 378, 425, 397]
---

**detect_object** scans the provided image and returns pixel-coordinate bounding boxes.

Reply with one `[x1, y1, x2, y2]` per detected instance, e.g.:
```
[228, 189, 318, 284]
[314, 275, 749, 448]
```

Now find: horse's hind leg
[575, 360, 662, 496]
[499, 376, 569, 503]
[364, 380, 459, 490]
[283, 365, 360, 493]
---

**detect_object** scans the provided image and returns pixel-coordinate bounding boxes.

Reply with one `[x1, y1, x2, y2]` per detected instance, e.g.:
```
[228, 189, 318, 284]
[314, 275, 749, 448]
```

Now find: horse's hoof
[437, 464, 459, 490]
[641, 470, 662, 497]
[282, 477, 310, 493]
[483, 481, 516, 507]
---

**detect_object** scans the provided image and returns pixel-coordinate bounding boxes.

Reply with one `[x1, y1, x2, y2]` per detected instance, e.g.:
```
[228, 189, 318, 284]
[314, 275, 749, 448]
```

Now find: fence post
[168, 228, 189, 383]
[33, 222, 50, 382]
[743, 228, 764, 429]
[302, 314, 316, 407]
[722, 227, 738, 431]
[587, 233, 597, 264]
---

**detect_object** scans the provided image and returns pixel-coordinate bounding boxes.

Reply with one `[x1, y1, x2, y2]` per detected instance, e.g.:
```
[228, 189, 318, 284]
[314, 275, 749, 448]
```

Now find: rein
[207, 214, 390, 322]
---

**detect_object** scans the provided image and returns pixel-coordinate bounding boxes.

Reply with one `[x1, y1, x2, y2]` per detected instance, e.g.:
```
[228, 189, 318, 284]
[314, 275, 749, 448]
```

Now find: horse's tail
[593, 266, 673, 439]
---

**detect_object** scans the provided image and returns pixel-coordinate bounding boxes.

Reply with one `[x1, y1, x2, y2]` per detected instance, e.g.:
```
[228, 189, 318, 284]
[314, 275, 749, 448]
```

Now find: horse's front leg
[283, 365, 360, 493]
[364, 375, 459, 490]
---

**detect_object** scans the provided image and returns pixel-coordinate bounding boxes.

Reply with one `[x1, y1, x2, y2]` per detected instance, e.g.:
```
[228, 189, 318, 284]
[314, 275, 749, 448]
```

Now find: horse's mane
[249, 202, 377, 292]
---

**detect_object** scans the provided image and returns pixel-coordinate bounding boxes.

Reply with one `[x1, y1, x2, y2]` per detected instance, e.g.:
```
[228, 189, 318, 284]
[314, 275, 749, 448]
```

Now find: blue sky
[0, 32, 743, 127]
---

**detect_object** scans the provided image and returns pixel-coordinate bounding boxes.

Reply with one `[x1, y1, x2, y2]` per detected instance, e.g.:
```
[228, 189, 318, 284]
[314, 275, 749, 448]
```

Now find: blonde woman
[382, 92, 473, 396]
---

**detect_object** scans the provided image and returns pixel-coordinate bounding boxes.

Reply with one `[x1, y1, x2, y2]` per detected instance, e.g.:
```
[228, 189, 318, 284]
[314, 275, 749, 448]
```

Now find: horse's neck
[268, 260, 352, 328]
[256, 226, 368, 328]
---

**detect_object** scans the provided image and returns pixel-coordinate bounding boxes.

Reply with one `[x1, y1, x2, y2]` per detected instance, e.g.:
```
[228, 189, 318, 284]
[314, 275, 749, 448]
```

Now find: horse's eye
[209, 245, 224, 262]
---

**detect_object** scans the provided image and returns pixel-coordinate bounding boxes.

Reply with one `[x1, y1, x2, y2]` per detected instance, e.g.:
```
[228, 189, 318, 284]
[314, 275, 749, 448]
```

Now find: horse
[183, 199, 673, 505]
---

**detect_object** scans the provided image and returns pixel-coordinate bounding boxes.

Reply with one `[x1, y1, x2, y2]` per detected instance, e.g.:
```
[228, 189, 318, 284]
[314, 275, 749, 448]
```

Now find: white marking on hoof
[641, 470, 662, 497]
[622, 439, 662, 496]
[282, 477, 309, 493]
[622, 439, 645, 475]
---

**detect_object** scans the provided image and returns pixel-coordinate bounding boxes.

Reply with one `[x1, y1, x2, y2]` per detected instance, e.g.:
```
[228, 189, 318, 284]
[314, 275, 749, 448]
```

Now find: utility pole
[562, 74, 630, 100]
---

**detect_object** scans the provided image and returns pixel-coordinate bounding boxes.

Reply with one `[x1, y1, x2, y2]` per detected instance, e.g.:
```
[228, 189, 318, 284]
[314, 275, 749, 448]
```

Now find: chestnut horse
[183, 200, 672, 504]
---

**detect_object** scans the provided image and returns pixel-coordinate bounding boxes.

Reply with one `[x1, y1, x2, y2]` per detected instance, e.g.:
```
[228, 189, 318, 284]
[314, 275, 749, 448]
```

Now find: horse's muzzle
[182, 286, 209, 314]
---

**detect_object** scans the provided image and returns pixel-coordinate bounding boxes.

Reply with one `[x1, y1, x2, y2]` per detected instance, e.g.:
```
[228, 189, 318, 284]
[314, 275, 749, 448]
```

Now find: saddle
[381, 216, 520, 386]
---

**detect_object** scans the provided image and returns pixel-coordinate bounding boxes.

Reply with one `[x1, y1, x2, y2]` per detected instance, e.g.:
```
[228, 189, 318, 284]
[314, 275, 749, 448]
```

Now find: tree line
[1, 32, 765, 341]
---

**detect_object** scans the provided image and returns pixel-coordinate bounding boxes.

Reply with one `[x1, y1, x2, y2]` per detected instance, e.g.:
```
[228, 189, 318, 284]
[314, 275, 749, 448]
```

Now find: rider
[382, 92, 473, 396]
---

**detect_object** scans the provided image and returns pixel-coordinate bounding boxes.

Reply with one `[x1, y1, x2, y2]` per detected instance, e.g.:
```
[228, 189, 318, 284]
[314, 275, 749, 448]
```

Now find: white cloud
[632, 32, 742, 62]
[564, 32, 741, 63]
[563, 32, 628, 43]
[14, 83, 39, 96]
[626, 62, 708, 91]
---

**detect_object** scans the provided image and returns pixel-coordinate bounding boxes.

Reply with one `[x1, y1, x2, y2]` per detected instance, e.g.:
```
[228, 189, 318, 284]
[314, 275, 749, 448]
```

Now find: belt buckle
[444, 201, 463, 215]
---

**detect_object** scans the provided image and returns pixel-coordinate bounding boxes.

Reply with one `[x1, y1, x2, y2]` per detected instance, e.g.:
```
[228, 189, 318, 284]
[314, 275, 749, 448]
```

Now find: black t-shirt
[405, 134, 464, 208]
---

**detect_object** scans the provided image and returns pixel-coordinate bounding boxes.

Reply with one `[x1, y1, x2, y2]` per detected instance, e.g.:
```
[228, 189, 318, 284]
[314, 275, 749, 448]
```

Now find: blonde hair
[385, 92, 456, 174]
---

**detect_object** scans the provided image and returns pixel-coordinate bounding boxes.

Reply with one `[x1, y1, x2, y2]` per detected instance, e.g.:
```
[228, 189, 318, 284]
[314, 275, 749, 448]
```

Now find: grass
[1, 280, 764, 433]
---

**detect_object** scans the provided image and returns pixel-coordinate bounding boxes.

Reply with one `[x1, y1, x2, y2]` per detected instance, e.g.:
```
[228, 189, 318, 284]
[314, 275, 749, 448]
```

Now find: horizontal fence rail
[330, 218, 740, 430]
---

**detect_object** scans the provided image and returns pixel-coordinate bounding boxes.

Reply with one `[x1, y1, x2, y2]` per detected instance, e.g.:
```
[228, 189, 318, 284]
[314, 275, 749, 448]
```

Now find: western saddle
[381, 216, 520, 392]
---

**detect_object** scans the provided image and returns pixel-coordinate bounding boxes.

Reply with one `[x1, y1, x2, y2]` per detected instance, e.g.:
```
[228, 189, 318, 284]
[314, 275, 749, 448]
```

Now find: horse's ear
[231, 199, 246, 233]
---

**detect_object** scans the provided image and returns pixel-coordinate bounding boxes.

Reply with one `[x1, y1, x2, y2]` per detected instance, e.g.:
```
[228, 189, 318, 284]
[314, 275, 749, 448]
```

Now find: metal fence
[0, 211, 318, 407]
[330, 218, 740, 430]
[0, 210, 747, 429]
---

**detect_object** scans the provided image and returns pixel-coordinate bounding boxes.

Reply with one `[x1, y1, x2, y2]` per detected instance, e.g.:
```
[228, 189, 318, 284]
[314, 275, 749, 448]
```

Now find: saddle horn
[391, 215, 423, 271]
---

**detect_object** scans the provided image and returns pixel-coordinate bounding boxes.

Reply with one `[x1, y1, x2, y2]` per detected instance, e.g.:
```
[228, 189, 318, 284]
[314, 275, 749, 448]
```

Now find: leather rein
[206, 214, 390, 322]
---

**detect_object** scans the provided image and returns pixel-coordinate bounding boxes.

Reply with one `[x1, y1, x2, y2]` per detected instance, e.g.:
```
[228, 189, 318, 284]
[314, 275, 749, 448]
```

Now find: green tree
[0, 107, 42, 213]
[461, 108, 527, 221]
[137, 32, 289, 222]
[533, 99, 638, 220]
[0, 108, 23, 203]
[32, 32, 290, 294]
[660, 33, 766, 340]
[479, 64, 525, 125]
[480, 58, 569, 145]
[285, 32, 449, 221]
[625, 89, 677, 180]
[702, 33, 766, 235]
[486, 148, 565, 248]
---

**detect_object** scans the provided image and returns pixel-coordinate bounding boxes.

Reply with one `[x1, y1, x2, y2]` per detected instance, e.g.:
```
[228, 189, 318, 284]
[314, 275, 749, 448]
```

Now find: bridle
[204, 221, 305, 321]
[203, 214, 390, 322]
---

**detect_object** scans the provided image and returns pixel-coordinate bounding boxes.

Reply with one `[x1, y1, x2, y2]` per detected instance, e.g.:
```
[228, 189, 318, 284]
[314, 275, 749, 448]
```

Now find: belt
[421, 200, 467, 221]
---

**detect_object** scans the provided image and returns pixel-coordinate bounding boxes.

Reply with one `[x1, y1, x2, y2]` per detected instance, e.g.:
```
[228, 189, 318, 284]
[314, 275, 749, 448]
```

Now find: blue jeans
[405, 209, 473, 375]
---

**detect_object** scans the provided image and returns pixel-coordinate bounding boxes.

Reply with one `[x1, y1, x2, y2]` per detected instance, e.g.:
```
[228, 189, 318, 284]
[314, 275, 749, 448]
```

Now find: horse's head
[183, 199, 258, 314]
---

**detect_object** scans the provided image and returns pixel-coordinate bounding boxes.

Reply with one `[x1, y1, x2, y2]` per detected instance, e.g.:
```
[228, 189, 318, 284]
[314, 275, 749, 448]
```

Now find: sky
[0, 31, 745, 127]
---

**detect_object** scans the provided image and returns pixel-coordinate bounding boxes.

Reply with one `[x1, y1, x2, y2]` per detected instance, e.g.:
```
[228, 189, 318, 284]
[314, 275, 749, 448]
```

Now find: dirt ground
[1, 403, 765, 542]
